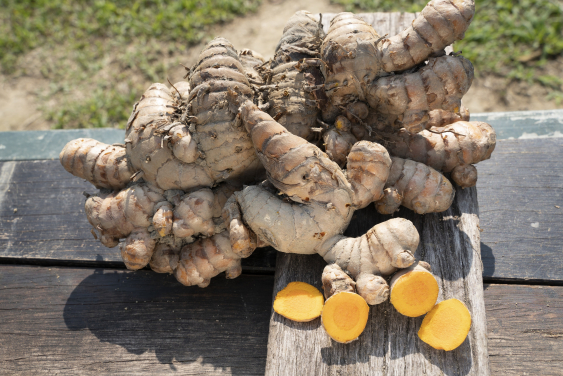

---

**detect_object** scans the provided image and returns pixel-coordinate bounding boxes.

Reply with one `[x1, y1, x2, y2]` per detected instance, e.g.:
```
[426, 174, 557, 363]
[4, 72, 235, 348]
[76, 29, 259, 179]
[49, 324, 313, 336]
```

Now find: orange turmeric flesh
[390, 269, 439, 317]
[322, 292, 369, 343]
[418, 298, 472, 351]
[273, 282, 324, 322]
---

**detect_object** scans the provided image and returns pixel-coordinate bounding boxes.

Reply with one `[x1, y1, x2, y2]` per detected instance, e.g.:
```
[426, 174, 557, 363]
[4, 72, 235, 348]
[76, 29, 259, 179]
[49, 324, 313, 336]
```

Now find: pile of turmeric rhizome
[60, 0, 493, 350]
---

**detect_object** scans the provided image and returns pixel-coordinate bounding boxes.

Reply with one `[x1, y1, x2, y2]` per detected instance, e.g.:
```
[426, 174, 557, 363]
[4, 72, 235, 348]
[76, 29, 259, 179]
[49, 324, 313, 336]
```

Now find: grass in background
[331, 0, 563, 102]
[0, 0, 261, 128]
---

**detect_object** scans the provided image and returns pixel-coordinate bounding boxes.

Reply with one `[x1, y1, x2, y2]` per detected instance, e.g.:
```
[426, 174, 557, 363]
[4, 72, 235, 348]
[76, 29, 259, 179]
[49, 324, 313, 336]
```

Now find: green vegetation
[332, 0, 563, 102]
[1, 0, 261, 128]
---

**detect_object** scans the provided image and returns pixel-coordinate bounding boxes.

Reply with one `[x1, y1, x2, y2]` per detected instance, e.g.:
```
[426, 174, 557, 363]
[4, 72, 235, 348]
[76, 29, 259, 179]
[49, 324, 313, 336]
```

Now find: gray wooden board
[472, 109, 563, 140]
[484, 283, 563, 376]
[0, 113, 560, 162]
[477, 138, 563, 282]
[265, 186, 489, 376]
[0, 129, 125, 161]
[1, 265, 561, 376]
[0, 265, 274, 375]
[0, 159, 277, 271]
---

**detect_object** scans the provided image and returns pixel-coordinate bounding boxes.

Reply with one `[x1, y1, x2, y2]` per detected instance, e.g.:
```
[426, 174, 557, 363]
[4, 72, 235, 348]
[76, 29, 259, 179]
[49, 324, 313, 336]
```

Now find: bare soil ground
[1, 0, 561, 132]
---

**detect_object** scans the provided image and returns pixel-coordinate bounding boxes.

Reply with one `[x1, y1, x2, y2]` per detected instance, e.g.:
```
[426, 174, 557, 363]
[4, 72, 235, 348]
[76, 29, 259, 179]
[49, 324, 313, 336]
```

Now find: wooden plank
[484, 283, 563, 376]
[1, 111, 559, 162]
[477, 138, 563, 282]
[0, 265, 560, 375]
[0, 129, 124, 161]
[0, 264, 274, 375]
[265, 12, 488, 376]
[472, 109, 563, 139]
[0, 159, 277, 271]
[266, 187, 489, 375]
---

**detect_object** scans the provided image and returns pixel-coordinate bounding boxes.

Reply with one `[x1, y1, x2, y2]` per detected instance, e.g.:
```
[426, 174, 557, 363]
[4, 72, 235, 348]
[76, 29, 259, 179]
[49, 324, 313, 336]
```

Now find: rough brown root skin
[345, 102, 369, 122]
[355, 273, 389, 305]
[120, 228, 156, 270]
[451, 164, 478, 188]
[169, 124, 198, 164]
[426, 108, 469, 129]
[223, 195, 258, 258]
[381, 121, 496, 184]
[153, 202, 173, 237]
[237, 100, 351, 208]
[320, 217, 418, 279]
[322, 264, 356, 299]
[239, 49, 265, 84]
[60, 138, 134, 190]
[266, 11, 325, 141]
[375, 187, 403, 215]
[174, 232, 242, 288]
[346, 141, 391, 209]
[85, 183, 165, 246]
[188, 38, 264, 185]
[323, 128, 357, 167]
[125, 83, 215, 190]
[172, 188, 217, 239]
[378, 0, 475, 73]
[171, 81, 190, 101]
[366, 55, 474, 133]
[233, 103, 420, 306]
[149, 243, 180, 273]
[380, 157, 455, 214]
[390, 261, 439, 317]
[321, 13, 381, 106]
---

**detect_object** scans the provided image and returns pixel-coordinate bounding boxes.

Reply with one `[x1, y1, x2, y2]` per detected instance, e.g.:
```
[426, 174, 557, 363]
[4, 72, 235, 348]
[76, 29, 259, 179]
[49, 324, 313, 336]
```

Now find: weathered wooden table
[1, 14, 563, 375]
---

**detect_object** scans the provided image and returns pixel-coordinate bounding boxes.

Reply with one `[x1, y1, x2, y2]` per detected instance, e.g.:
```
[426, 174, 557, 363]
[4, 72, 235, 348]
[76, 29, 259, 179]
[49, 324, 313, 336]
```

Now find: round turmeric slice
[273, 282, 324, 322]
[418, 298, 472, 351]
[390, 262, 439, 317]
[322, 292, 369, 343]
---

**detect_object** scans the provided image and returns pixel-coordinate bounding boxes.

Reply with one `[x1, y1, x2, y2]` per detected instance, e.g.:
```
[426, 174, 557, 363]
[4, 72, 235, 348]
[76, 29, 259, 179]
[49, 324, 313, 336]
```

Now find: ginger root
[379, 121, 496, 188]
[418, 298, 472, 351]
[58, 2, 497, 294]
[273, 282, 324, 322]
[390, 261, 439, 317]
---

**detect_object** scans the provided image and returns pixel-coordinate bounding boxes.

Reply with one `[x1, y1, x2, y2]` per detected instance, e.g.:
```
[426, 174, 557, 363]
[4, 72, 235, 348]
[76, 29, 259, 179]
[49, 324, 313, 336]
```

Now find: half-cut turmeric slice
[418, 298, 472, 351]
[322, 291, 369, 343]
[390, 261, 439, 317]
[273, 282, 324, 322]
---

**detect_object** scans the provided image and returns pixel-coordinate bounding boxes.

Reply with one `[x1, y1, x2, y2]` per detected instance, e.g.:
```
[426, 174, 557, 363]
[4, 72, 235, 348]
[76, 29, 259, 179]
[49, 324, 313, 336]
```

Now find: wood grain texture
[0, 160, 277, 270]
[265, 12, 488, 376]
[266, 187, 489, 376]
[484, 283, 563, 376]
[477, 138, 563, 281]
[0, 265, 274, 375]
[0, 265, 560, 375]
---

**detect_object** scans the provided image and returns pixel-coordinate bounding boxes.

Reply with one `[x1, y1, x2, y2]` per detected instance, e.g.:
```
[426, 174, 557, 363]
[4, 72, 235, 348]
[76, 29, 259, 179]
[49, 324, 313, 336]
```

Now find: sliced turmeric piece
[418, 298, 472, 351]
[322, 292, 369, 343]
[390, 261, 439, 317]
[273, 282, 324, 322]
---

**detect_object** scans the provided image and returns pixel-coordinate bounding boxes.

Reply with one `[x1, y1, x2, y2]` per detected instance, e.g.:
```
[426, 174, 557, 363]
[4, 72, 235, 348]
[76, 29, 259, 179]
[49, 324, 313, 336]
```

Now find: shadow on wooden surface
[0, 264, 272, 375]
[62, 267, 272, 375]
[1, 265, 562, 375]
